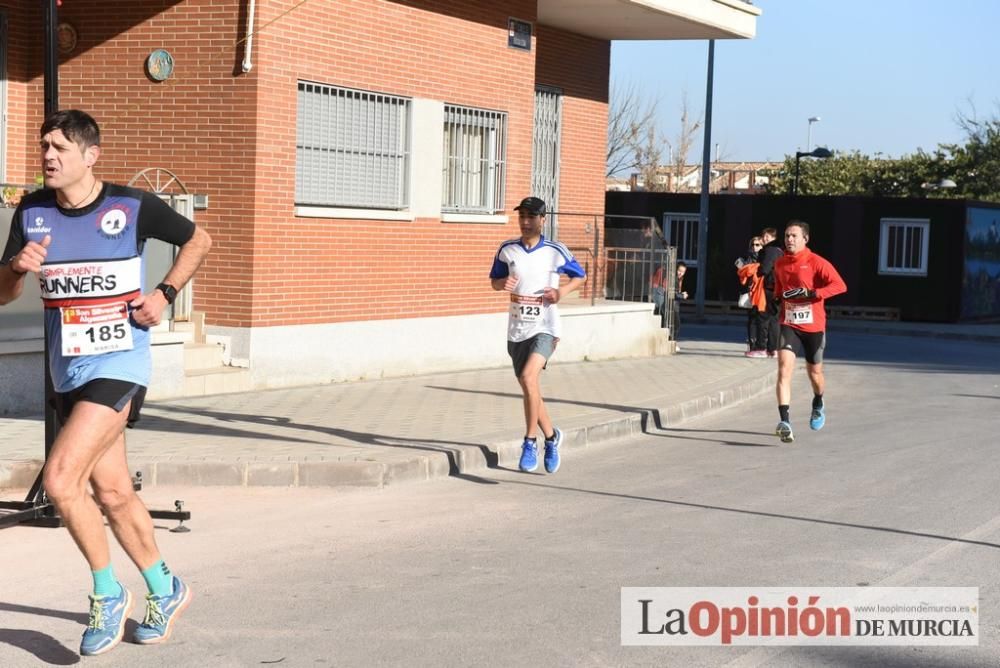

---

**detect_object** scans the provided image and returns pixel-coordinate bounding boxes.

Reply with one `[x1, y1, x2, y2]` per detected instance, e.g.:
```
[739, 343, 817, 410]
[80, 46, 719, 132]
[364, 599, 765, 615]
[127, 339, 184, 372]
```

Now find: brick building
[0, 0, 759, 401]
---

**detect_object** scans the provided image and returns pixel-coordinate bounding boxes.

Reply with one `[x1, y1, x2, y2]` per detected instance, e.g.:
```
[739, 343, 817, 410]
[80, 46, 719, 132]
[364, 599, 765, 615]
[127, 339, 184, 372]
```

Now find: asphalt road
[2, 327, 998, 667]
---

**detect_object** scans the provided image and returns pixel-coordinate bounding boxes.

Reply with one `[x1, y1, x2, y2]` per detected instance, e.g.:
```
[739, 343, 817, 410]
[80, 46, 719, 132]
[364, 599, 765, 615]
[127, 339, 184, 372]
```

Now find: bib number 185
[85, 323, 128, 343]
[60, 302, 135, 356]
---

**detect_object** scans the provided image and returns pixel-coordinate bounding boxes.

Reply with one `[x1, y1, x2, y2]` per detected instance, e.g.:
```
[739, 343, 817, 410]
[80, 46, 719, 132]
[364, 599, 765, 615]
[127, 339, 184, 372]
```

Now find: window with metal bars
[879, 218, 929, 276]
[441, 105, 507, 214]
[663, 212, 700, 266]
[296, 82, 411, 209]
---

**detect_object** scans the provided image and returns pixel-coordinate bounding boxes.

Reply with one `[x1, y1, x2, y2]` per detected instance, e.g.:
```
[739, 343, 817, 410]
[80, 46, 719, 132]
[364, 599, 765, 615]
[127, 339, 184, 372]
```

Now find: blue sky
[610, 0, 1000, 163]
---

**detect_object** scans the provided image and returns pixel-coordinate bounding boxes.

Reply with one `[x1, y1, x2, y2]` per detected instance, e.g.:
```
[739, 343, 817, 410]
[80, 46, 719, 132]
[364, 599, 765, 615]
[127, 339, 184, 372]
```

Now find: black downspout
[44, 0, 58, 115]
[43, 0, 59, 460]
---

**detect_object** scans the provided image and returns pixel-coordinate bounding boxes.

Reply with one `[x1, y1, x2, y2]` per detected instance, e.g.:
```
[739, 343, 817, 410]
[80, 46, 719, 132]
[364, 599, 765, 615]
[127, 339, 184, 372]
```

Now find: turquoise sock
[92, 565, 120, 598]
[141, 560, 174, 597]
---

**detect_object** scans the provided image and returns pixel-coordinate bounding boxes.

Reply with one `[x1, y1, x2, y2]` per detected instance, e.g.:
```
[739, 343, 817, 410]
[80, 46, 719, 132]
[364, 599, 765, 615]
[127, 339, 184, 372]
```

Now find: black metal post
[0, 0, 63, 528]
[42, 0, 60, 507]
[44, 0, 58, 115]
[695, 40, 715, 319]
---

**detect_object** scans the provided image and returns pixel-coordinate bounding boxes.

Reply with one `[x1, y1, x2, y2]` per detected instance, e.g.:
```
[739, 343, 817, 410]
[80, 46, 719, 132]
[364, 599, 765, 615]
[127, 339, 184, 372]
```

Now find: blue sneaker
[543, 428, 563, 473]
[134, 577, 192, 645]
[518, 439, 539, 472]
[810, 406, 826, 431]
[775, 421, 794, 443]
[80, 584, 133, 656]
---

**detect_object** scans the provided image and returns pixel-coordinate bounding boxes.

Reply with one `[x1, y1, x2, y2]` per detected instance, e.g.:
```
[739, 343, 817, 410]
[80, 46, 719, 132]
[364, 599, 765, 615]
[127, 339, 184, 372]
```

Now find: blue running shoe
[810, 406, 826, 431]
[519, 439, 539, 473]
[544, 428, 563, 473]
[80, 584, 133, 656]
[775, 421, 794, 443]
[134, 577, 192, 645]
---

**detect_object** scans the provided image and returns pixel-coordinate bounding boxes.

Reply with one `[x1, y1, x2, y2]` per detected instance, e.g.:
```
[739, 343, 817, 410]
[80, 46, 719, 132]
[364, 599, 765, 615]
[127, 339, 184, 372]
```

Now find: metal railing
[604, 246, 676, 332]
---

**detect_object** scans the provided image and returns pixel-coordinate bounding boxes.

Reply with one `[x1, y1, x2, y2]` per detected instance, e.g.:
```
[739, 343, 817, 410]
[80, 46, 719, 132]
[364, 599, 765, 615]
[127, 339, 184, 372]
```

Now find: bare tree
[636, 125, 668, 192]
[667, 93, 703, 192]
[953, 97, 983, 143]
[607, 81, 660, 178]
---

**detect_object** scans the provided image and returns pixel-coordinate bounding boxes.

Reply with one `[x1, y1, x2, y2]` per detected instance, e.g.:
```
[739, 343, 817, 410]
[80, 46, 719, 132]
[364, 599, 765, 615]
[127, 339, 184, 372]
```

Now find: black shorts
[778, 326, 826, 365]
[507, 333, 556, 377]
[51, 379, 147, 429]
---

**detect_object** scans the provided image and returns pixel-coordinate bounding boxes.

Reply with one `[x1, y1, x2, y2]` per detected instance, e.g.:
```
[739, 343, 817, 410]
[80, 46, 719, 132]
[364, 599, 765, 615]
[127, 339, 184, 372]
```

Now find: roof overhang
[537, 0, 760, 40]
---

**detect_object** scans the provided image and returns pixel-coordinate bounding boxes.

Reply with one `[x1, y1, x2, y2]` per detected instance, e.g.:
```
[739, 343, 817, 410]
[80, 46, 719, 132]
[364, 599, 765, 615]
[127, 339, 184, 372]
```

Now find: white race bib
[510, 294, 543, 322]
[60, 303, 134, 356]
[785, 301, 814, 325]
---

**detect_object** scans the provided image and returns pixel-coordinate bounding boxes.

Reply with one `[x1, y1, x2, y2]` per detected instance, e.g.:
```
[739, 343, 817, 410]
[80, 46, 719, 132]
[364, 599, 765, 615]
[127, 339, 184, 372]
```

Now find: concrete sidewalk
[0, 339, 775, 490]
[1, 318, 997, 491]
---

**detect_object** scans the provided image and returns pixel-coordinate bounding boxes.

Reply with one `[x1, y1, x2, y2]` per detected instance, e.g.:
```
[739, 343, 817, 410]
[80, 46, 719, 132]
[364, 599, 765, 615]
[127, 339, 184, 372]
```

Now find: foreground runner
[490, 197, 585, 473]
[772, 221, 846, 443]
[0, 110, 212, 655]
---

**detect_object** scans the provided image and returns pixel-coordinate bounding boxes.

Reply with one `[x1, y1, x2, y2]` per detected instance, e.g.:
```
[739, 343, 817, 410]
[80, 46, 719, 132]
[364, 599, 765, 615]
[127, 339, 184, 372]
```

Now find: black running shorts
[51, 378, 147, 428]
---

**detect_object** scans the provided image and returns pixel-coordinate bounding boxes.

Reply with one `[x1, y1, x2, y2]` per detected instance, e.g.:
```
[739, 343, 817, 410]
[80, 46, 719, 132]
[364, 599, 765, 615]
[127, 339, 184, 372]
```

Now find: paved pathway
[2, 318, 997, 490]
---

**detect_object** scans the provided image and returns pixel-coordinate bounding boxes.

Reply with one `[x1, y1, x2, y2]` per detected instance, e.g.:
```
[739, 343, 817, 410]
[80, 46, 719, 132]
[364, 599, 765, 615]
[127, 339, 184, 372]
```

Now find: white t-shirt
[490, 236, 586, 342]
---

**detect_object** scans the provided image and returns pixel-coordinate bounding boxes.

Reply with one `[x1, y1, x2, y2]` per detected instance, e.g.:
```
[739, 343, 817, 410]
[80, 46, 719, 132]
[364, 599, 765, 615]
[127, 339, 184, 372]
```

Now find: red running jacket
[773, 247, 847, 333]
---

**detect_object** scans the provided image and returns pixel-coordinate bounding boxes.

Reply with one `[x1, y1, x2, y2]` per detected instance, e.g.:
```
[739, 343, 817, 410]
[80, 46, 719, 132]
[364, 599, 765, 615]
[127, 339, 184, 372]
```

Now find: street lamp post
[806, 116, 821, 151]
[791, 147, 833, 196]
[920, 178, 957, 197]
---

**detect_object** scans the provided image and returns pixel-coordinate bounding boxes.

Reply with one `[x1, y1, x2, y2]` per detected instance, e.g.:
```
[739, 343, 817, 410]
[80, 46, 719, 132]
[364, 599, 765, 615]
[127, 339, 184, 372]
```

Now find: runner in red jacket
[771, 221, 847, 443]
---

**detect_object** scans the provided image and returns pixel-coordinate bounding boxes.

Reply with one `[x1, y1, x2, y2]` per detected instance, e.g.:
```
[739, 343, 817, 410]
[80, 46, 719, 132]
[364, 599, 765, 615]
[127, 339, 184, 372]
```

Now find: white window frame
[441, 104, 507, 214]
[879, 217, 929, 276]
[663, 212, 700, 266]
[295, 81, 411, 211]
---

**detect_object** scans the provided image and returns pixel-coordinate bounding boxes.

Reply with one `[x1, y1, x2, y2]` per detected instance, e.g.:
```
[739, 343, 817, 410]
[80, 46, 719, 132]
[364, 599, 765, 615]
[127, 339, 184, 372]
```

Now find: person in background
[756, 227, 784, 358]
[737, 236, 768, 357]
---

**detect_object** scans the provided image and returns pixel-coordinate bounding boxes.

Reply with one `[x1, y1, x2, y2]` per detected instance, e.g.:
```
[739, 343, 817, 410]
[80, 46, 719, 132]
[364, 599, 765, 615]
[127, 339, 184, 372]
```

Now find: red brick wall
[5, 1, 611, 328]
[57, 0, 254, 326]
[251, 0, 540, 327]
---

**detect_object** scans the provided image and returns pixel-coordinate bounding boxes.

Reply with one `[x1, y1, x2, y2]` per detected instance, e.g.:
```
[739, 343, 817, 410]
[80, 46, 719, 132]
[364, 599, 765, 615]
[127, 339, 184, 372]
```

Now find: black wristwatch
[156, 282, 178, 305]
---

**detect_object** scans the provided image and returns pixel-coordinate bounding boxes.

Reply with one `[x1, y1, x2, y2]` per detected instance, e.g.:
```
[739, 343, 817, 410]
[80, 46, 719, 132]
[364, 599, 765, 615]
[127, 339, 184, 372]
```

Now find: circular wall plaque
[57, 22, 78, 54]
[145, 49, 174, 82]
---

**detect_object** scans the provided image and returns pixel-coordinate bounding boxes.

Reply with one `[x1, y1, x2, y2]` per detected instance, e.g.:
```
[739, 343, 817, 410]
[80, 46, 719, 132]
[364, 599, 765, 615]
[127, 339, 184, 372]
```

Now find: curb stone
[0, 368, 777, 492]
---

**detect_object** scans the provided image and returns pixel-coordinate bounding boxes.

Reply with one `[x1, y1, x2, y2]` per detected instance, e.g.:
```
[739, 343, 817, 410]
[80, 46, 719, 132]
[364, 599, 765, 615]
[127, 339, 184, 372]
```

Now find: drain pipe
[241, 0, 256, 72]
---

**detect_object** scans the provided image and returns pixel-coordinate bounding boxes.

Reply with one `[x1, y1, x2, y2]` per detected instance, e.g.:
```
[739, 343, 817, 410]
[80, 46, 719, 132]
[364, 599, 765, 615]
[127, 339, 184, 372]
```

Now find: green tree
[944, 108, 1000, 202]
[760, 106, 1000, 201]
[761, 150, 945, 198]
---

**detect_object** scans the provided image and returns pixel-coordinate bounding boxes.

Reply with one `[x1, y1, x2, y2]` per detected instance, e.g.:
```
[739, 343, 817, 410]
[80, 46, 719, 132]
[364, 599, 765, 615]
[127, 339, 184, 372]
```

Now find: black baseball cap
[514, 196, 546, 216]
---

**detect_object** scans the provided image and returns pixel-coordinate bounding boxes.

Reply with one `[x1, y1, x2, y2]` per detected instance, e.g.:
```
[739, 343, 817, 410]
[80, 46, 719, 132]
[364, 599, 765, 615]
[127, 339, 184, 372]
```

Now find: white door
[130, 168, 195, 325]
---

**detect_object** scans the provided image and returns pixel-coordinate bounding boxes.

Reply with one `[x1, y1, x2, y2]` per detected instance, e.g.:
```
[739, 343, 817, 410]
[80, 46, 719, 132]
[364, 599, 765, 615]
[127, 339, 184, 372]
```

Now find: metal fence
[605, 246, 676, 331]
[548, 212, 678, 336]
